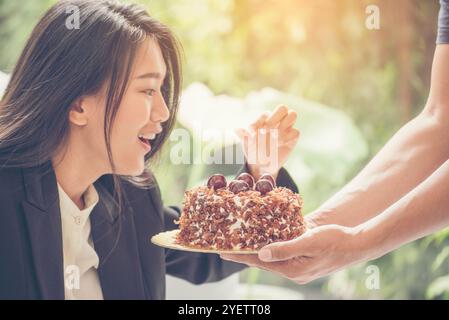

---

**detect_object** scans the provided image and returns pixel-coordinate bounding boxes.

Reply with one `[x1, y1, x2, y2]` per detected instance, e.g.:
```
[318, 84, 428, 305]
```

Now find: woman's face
[77, 37, 170, 176]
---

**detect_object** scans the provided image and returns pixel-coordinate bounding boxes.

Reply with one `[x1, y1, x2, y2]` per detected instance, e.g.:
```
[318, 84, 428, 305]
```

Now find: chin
[114, 161, 145, 176]
[131, 161, 146, 176]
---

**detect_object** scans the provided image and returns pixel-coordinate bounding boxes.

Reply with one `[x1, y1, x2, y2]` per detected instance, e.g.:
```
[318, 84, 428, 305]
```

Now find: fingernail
[258, 249, 272, 261]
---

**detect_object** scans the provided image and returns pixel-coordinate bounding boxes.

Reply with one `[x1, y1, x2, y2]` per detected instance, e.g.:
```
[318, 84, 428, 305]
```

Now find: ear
[69, 97, 88, 126]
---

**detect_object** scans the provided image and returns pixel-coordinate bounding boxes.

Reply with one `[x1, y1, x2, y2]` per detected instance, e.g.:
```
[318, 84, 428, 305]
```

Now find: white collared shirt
[57, 181, 104, 300]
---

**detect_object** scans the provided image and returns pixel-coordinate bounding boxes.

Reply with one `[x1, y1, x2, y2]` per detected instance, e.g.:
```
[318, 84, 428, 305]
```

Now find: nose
[150, 91, 170, 124]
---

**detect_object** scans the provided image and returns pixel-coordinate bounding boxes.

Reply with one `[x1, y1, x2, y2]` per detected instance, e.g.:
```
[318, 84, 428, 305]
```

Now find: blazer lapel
[91, 177, 147, 299]
[20, 160, 65, 300]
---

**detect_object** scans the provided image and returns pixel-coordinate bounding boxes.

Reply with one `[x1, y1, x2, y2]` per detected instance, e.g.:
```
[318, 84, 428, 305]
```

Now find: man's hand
[236, 105, 300, 180]
[220, 224, 366, 284]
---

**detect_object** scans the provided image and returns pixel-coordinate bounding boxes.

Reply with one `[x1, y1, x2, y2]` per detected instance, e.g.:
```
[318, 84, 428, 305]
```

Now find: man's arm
[308, 0, 449, 228]
[358, 157, 449, 260]
[308, 45, 449, 228]
[308, 106, 449, 228]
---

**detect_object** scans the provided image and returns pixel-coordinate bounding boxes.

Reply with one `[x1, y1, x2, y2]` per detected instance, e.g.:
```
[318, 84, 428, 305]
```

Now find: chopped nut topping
[176, 185, 306, 250]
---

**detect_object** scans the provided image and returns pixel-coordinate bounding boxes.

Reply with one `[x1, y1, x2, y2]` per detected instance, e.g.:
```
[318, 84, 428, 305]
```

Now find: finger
[249, 112, 270, 133]
[265, 105, 289, 127]
[220, 254, 289, 272]
[280, 137, 299, 149]
[258, 234, 313, 262]
[221, 254, 313, 280]
[281, 128, 300, 143]
[220, 254, 265, 267]
[278, 110, 297, 131]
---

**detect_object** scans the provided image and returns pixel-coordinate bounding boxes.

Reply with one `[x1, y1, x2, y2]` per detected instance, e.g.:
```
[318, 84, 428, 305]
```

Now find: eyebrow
[134, 72, 165, 80]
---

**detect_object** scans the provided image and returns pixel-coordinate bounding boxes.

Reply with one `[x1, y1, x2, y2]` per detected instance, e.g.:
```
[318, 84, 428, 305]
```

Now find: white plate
[150, 230, 258, 254]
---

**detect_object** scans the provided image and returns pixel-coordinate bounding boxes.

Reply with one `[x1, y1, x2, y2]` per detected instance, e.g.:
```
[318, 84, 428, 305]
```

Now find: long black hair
[0, 0, 183, 211]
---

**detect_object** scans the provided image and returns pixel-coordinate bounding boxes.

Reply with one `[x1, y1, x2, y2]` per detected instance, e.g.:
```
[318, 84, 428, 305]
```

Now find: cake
[175, 172, 306, 251]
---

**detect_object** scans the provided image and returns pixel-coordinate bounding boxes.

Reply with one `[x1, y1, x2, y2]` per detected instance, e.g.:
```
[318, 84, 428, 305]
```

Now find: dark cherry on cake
[259, 174, 276, 187]
[236, 173, 255, 188]
[207, 172, 277, 195]
[207, 174, 227, 190]
[228, 180, 250, 194]
[255, 179, 273, 195]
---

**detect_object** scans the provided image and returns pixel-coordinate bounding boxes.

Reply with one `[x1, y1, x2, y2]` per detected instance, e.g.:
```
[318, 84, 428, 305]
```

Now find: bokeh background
[1, 0, 449, 299]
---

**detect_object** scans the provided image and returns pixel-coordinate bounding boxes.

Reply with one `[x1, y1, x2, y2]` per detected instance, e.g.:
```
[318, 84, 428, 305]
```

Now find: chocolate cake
[175, 173, 306, 251]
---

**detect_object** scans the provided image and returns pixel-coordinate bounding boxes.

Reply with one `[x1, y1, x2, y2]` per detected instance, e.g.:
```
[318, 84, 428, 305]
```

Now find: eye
[143, 89, 156, 97]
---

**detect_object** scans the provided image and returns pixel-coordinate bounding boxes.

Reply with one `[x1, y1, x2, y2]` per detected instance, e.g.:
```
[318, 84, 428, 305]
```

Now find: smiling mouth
[138, 136, 151, 146]
[138, 133, 157, 148]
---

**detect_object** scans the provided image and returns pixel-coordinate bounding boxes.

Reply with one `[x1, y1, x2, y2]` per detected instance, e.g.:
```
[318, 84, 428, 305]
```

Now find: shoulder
[0, 167, 27, 241]
[0, 166, 25, 201]
[118, 175, 167, 231]
[0, 165, 22, 181]
[98, 173, 164, 214]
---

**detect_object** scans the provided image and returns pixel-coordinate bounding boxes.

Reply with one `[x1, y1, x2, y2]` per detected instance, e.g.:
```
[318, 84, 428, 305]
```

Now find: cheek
[110, 112, 140, 149]
[120, 92, 148, 122]
[119, 94, 152, 125]
[85, 94, 148, 175]
[108, 118, 144, 174]
[108, 96, 150, 157]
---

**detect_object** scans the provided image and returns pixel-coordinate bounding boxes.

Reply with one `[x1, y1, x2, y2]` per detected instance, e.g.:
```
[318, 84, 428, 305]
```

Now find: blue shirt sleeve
[437, 0, 449, 44]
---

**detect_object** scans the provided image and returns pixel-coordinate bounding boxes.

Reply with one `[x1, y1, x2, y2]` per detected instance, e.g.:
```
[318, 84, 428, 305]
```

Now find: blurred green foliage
[1, 0, 448, 299]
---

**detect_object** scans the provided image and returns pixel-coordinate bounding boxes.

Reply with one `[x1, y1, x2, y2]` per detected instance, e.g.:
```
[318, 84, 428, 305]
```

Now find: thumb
[258, 233, 314, 262]
[233, 127, 248, 140]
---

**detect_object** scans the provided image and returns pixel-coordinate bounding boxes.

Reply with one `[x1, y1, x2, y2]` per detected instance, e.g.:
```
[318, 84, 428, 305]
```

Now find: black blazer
[0, 160, 298, 300]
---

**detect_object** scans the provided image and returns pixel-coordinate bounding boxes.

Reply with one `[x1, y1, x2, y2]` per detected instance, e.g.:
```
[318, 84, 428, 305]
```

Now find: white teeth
[138, 134, 157, 140]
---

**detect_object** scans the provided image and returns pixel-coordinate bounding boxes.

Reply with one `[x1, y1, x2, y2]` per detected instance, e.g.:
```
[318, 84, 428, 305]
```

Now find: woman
[0, 0, 300, 299]
[222, 0, 449, 286]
